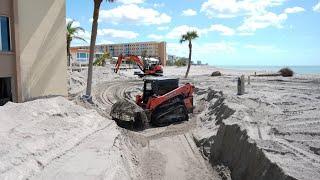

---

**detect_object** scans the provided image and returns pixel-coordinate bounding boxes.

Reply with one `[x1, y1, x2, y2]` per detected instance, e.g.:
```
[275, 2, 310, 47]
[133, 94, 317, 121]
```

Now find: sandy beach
[1, 65, 319, 179]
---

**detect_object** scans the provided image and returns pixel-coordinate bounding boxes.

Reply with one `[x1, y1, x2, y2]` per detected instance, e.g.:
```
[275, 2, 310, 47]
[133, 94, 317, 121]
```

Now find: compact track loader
[110, 77, 194, 128]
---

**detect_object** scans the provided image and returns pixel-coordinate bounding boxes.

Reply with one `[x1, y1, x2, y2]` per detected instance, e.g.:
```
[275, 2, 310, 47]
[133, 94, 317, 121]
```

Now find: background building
[69, 48, 104, 65]
[0, 0, 67, 104]
[71, 41, 167, 66]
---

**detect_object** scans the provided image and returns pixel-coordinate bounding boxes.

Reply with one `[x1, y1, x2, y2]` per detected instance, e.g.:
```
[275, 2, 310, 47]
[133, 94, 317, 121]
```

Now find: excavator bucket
[110, 99, 148, 129]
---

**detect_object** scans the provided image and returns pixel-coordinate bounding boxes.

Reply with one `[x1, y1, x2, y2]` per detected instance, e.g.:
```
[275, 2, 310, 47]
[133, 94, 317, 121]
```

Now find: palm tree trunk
[86, 0, 102, 97]
[185, 41, 192, 78]
[67, 39, 71, 66]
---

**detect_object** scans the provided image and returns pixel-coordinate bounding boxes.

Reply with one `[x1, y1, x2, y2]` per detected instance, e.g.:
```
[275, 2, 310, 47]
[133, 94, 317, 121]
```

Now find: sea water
[217, 66, 320, 75]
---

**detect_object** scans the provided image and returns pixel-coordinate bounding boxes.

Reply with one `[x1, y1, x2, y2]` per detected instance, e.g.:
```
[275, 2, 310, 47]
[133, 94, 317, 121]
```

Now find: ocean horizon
[216, 65, 320, 75]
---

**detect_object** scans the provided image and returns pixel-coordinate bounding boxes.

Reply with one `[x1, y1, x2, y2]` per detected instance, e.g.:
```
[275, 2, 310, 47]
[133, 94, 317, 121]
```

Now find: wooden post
[237, 75, 245, 95]
[248, 76, 251, 85]
[237, 77, 242, 95]
[241, 75, 245, 93]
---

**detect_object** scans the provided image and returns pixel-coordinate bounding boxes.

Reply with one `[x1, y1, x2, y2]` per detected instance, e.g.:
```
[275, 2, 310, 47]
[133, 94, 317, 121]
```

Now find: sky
[66, 0, 320, 66]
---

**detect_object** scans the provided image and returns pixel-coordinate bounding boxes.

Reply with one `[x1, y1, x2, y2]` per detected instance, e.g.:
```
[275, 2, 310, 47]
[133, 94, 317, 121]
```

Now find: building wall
[69, 48, 102, 64]
[16, 0, 67, 101]
[158, 42, 167, 66]
[0, 0, 18, 101]
[72, 41, 167, 66]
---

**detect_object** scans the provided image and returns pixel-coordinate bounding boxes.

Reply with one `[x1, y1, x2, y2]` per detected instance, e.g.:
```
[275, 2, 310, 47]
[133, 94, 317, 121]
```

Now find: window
[145, 82, 152, 91]
[95, 54, 103, 59]
[77, 52, 88, 61]
[0, 16, 11, 52]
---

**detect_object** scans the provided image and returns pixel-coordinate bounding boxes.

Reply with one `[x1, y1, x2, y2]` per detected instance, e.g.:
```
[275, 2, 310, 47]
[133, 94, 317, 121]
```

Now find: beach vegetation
[175, 58, 188, 66]
[93, 52, 110, 66]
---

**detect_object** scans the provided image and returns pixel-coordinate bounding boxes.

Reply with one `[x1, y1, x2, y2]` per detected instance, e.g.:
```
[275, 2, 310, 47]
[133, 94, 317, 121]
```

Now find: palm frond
[73, 36, 87, 42]
[66, 19, 86, 43]
[74, 26, 85, 32]
[179, 31, 199, 43]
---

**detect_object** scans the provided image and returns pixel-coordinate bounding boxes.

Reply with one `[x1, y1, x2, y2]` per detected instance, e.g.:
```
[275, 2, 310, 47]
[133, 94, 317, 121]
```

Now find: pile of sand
[0, 97, 135, 179]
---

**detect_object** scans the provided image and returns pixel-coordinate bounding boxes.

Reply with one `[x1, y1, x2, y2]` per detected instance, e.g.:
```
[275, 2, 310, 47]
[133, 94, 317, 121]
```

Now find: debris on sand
[279, 67, 294, 77]
[211, 71, 222, 77]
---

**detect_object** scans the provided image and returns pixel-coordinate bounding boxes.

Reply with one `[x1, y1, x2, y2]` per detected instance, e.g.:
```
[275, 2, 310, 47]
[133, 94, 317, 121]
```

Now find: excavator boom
[114, 54, 163, 77]
[114, 54, 144, 73]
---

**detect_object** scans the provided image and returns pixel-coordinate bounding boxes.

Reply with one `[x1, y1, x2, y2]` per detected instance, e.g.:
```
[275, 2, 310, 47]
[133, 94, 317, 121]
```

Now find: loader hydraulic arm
[146, 83, 194, 111]
[114, 54, 145, 73]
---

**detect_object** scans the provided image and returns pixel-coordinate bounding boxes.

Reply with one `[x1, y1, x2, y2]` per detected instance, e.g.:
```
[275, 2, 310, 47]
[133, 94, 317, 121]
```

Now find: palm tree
[66, 20, 86, 66]
[179, 31, 199, 78]
[85, 0, 115, 99]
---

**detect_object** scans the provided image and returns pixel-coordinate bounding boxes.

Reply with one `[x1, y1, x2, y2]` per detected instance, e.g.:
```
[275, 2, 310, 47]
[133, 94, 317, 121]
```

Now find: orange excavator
[114, 54, 163, 77]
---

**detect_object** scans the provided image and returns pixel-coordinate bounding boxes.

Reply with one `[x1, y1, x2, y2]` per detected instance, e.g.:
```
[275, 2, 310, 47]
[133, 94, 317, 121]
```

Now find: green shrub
[174, 58, 187, 66]
[94, 52, 110, 66]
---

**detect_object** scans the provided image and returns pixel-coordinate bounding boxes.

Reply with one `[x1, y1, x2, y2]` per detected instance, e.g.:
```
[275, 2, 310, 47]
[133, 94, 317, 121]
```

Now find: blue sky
[66, 0, 320, 66]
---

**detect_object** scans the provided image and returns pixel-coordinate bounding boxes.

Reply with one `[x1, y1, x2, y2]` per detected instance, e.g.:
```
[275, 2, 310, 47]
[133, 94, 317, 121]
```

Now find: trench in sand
[193, 87, 320, 180]
[100, 80, 301, 180]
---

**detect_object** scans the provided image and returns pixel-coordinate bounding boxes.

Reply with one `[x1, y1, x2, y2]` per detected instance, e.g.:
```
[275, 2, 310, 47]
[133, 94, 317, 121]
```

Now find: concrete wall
[16, 0, 67, 101]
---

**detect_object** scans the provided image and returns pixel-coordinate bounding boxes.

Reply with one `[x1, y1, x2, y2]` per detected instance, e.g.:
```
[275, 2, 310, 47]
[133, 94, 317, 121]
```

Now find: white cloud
[99, 4, 171, 25]
[195, 42, 236, 54]
[284, 7, 305, 14]
[66, 18, 81, 27]
[98, 29, 139, 39]
[237, 6, 305, 33]
[166, 24, 235, 39]
[147, 34, 164, 40]
[71, 30, 91, 45]
[157, 26, 169, 31]
[154, 3, 165, 8]
[166, 25, 202, 39]
[182, 9, 197, 16]
[167, 42, 235, 57]
[313, 2, 320, 12]
[238, 12, 288, 33]
[201, 0, 287, 18]
[244, 44, 285, 53]
[201, 0, 305, 34]
[96, 40, 114, 45]
[207, 24, 235, 36]
[118, 0, 144, 4]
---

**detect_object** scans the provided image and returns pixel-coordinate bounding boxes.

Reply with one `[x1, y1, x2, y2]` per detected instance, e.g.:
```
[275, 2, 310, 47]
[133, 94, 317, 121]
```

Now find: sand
[1, 64, 319, 179]
[0, 97, 137, 180]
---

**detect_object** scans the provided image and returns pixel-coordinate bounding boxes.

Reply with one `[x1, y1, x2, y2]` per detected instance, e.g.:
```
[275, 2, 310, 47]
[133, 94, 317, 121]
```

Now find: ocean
[216, 66, 320, 75]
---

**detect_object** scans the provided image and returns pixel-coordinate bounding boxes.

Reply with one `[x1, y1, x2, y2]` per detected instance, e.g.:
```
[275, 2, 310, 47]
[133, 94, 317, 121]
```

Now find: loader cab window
[143, 81, 153, 104]
[145, 82, 152, 91]
[0, 77, 12, 106]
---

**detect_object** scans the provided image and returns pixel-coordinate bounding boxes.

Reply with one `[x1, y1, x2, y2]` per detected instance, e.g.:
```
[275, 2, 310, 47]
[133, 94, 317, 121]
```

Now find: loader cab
[142, 77, 179, 104]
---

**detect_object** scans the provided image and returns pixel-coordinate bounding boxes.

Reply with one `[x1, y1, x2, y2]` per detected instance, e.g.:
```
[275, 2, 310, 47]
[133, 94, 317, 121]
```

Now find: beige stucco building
[71, 41, 167, 66]
[0, 0, 67, 105]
